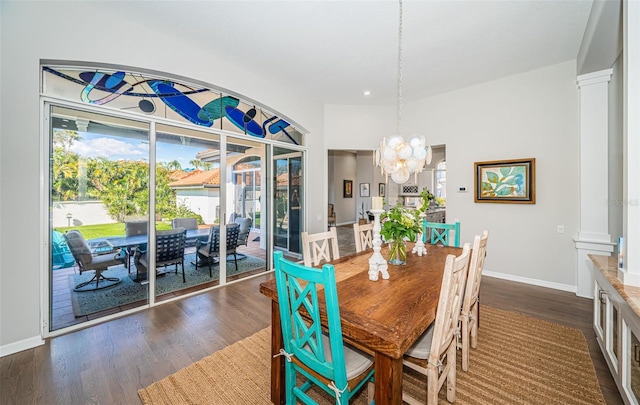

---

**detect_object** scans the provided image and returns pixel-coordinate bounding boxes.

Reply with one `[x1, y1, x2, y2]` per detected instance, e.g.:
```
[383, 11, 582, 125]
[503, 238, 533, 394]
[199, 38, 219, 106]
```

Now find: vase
[388, 239, 407, 265]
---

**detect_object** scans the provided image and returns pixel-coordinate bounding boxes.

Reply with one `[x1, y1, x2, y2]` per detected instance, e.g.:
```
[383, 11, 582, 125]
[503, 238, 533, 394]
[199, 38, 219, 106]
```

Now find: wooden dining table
[259, 243, 463, 405]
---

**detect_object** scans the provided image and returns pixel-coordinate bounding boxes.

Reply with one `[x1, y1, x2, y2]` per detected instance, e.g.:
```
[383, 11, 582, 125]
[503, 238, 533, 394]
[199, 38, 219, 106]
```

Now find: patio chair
[172, 217, 198, 247]
[64, 230, 124, 291]
[273, 250, 375, 404]
[124, 220, 148, 271]
[234, 217, 252, 247]
[195, 224, 240, 277]
[133, 228, 187, 282]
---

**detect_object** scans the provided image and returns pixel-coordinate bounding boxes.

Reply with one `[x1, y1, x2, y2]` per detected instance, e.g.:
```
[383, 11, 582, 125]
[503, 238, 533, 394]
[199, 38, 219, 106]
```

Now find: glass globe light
[382, 147, 397, 162]
[397, 143, 413, 160]
[387, 135, 404, 150]
[391, 167, 410, 183]
[413, 146, 427, 160]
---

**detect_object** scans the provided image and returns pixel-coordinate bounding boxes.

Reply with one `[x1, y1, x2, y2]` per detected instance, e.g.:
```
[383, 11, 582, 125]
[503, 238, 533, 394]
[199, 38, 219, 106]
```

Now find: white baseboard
[483, 270, 577, 294]
[0, 335, 44, 357]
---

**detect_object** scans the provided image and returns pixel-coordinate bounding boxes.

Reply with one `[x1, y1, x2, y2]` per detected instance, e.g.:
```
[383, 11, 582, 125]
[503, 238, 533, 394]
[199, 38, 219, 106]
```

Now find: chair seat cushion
[91, 251, 124, 268]
[322, 334, 373, 379]
[404, 324, 434, 359]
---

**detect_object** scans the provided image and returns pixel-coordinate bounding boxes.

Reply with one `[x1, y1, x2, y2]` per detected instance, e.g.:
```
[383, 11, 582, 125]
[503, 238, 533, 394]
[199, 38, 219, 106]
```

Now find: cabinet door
[630, 329, 640, 403]
[594, 281, 606, 343]
[608, 300, 619, 373]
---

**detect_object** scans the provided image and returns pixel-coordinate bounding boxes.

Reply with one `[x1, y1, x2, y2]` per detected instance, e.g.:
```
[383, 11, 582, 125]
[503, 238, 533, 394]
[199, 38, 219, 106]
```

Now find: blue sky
[70, 131, 205, 170]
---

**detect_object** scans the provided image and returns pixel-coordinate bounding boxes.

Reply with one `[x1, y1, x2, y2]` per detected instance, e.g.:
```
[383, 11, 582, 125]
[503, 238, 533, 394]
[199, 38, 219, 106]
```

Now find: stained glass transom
[42, 65, 304, 145]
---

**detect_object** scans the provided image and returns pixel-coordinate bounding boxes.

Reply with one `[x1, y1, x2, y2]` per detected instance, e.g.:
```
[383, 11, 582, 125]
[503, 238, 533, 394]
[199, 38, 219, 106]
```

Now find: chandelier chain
[397, 0, 403, 135]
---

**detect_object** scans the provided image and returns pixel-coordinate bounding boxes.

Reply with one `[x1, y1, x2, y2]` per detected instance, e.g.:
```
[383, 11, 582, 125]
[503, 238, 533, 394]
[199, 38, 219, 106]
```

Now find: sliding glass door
[49, 105, 150, 331]
[273, 147, 303, 258]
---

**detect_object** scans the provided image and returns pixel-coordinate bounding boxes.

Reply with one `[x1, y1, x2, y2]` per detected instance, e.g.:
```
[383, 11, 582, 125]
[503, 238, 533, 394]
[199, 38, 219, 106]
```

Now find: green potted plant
[380, 189, 432, 264]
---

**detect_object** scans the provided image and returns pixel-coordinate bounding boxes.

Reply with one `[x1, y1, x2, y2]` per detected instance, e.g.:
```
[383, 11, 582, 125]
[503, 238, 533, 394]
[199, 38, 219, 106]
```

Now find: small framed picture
[379, 183, 386, 197]
[343, 180, 353, 198]
[474, 158, 536, 204]
[360, 183, 370, 197]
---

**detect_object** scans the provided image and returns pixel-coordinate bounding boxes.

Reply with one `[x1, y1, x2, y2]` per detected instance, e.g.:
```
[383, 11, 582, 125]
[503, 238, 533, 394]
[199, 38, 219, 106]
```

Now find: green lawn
[55, 222, 172, 240]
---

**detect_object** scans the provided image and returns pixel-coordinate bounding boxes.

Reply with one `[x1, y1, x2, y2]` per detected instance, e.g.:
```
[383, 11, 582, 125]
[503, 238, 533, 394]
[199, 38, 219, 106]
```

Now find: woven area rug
[70, 253, 266, 316]
[138, 306, 605, 404]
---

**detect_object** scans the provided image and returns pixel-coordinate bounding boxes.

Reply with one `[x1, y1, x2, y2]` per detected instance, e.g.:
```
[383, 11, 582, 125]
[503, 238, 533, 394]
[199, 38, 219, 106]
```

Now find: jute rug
[138, 306, 606, 404]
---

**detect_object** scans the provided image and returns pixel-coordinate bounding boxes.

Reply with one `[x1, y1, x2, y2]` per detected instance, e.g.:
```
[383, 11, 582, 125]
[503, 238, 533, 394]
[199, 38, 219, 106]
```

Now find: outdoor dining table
[104, 227, 211, 249]
[259, 243, 463, 405]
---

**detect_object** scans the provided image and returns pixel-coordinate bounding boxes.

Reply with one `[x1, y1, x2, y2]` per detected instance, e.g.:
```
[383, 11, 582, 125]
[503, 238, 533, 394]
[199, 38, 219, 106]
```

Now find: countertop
[589, 254, 640, 319]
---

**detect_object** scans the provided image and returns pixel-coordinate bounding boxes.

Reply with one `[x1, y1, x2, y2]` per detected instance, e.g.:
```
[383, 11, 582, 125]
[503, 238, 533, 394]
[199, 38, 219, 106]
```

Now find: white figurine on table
[368, 197, 389, 281]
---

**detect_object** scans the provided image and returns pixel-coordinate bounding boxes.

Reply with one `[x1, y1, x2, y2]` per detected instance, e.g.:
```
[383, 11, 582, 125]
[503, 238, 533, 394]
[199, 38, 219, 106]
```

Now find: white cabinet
[592, 256, 640, 405]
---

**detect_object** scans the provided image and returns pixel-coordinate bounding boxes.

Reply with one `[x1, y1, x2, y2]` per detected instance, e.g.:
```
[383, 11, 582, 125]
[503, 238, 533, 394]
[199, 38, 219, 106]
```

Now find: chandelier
[375, 0, 432, 184]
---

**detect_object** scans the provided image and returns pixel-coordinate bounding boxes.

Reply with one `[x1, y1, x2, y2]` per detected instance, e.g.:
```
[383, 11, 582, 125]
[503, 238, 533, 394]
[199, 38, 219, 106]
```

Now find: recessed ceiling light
[363, 90, 372, 96]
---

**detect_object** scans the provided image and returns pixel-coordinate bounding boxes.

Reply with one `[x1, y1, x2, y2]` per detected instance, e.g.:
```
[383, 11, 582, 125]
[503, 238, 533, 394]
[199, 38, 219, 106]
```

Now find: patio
[52, 231, 266, 330]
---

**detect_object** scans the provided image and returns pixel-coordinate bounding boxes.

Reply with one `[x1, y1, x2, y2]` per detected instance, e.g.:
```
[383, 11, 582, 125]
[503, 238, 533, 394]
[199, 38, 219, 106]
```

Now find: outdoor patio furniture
[172, 217, 199, 246]
[234, 217, 252, 247]
[195, 224, 240, 277]
[64, 230, 124, 291]
[133, 228, 187, 282]
[124, 220, 148, 271]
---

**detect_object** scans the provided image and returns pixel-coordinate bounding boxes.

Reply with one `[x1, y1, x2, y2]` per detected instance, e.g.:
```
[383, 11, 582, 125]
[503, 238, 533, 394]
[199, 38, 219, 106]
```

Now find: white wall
[0, 1, 325, 351]
[326, 61, 581, 288]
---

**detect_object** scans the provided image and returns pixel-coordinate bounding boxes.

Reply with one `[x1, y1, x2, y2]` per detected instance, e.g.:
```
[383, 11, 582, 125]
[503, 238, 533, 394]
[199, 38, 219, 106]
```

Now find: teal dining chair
[423, 221, 461, 247]
[273, 251, 375, 404]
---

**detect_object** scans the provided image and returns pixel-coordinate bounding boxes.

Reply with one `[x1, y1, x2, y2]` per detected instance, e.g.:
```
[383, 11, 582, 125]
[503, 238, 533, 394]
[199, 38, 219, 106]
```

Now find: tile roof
[169, 169, 220, 188]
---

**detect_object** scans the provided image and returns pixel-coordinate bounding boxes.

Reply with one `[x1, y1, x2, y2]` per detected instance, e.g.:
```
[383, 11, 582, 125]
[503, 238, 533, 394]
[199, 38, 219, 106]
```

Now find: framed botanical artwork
[360, 183, 370, 197]
[474, 158, 536, 204]
[379, 183, 386, 197]
[343, 180, 353, 198]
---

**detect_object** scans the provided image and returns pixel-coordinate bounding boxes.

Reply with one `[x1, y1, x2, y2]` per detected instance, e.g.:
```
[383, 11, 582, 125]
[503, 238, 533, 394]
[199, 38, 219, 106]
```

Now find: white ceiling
[103, 0, 594, 106]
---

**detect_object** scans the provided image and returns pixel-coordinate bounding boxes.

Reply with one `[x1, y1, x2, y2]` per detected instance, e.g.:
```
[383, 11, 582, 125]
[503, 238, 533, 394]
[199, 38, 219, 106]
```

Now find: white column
[619, 0, 640, 286]
[574, 69, 615, 298]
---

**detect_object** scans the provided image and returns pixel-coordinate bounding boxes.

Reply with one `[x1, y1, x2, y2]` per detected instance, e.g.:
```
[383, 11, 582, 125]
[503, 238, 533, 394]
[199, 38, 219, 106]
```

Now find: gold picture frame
[474, 158, 536, 204]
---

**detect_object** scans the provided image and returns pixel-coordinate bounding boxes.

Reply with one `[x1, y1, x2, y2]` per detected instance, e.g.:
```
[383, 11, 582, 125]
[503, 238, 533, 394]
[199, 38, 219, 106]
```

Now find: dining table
[259, 242, 464, 405]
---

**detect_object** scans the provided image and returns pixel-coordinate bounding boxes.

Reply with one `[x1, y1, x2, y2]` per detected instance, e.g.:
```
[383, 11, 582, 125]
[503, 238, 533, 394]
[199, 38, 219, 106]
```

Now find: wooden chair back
[353, 223, 374, 253]
[301, 227, 340, 267]
[460, 230, 489, 371]
[403, 243, 471, 404]
[273, 251, 374, 404]
[431, 243, 470, 364]
[424, 221, 460, 247]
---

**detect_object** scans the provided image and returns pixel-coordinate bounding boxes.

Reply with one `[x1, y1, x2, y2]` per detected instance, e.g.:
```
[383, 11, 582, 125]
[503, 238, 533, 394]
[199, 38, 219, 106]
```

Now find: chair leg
[426, 362, 439, 405]
[181, 260, 185, 283]
[446, 342, 457, 403]
[208, 257, 213, 278]
[471, 303, 479, 349]
[461, 318, 470, 372]
[234, 253, 238, 272]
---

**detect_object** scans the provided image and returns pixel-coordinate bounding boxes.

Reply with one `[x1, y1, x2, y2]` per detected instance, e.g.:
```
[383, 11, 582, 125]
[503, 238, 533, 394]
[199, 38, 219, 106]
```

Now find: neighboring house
[169, 169, 221, 225]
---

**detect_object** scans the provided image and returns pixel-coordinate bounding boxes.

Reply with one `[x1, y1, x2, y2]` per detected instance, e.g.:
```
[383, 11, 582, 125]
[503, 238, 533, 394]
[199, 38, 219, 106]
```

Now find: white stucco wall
[326, 61, 581, 289]
[0, 1, 324, 352]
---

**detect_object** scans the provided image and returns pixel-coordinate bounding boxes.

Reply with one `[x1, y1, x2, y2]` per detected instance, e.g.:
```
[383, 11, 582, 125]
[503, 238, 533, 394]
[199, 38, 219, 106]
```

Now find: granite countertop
[589, 254, 640, 319]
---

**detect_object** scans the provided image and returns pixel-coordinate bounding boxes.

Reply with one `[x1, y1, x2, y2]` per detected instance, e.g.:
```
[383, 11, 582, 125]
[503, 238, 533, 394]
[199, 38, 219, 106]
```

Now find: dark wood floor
[1, 274, 623, 405]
